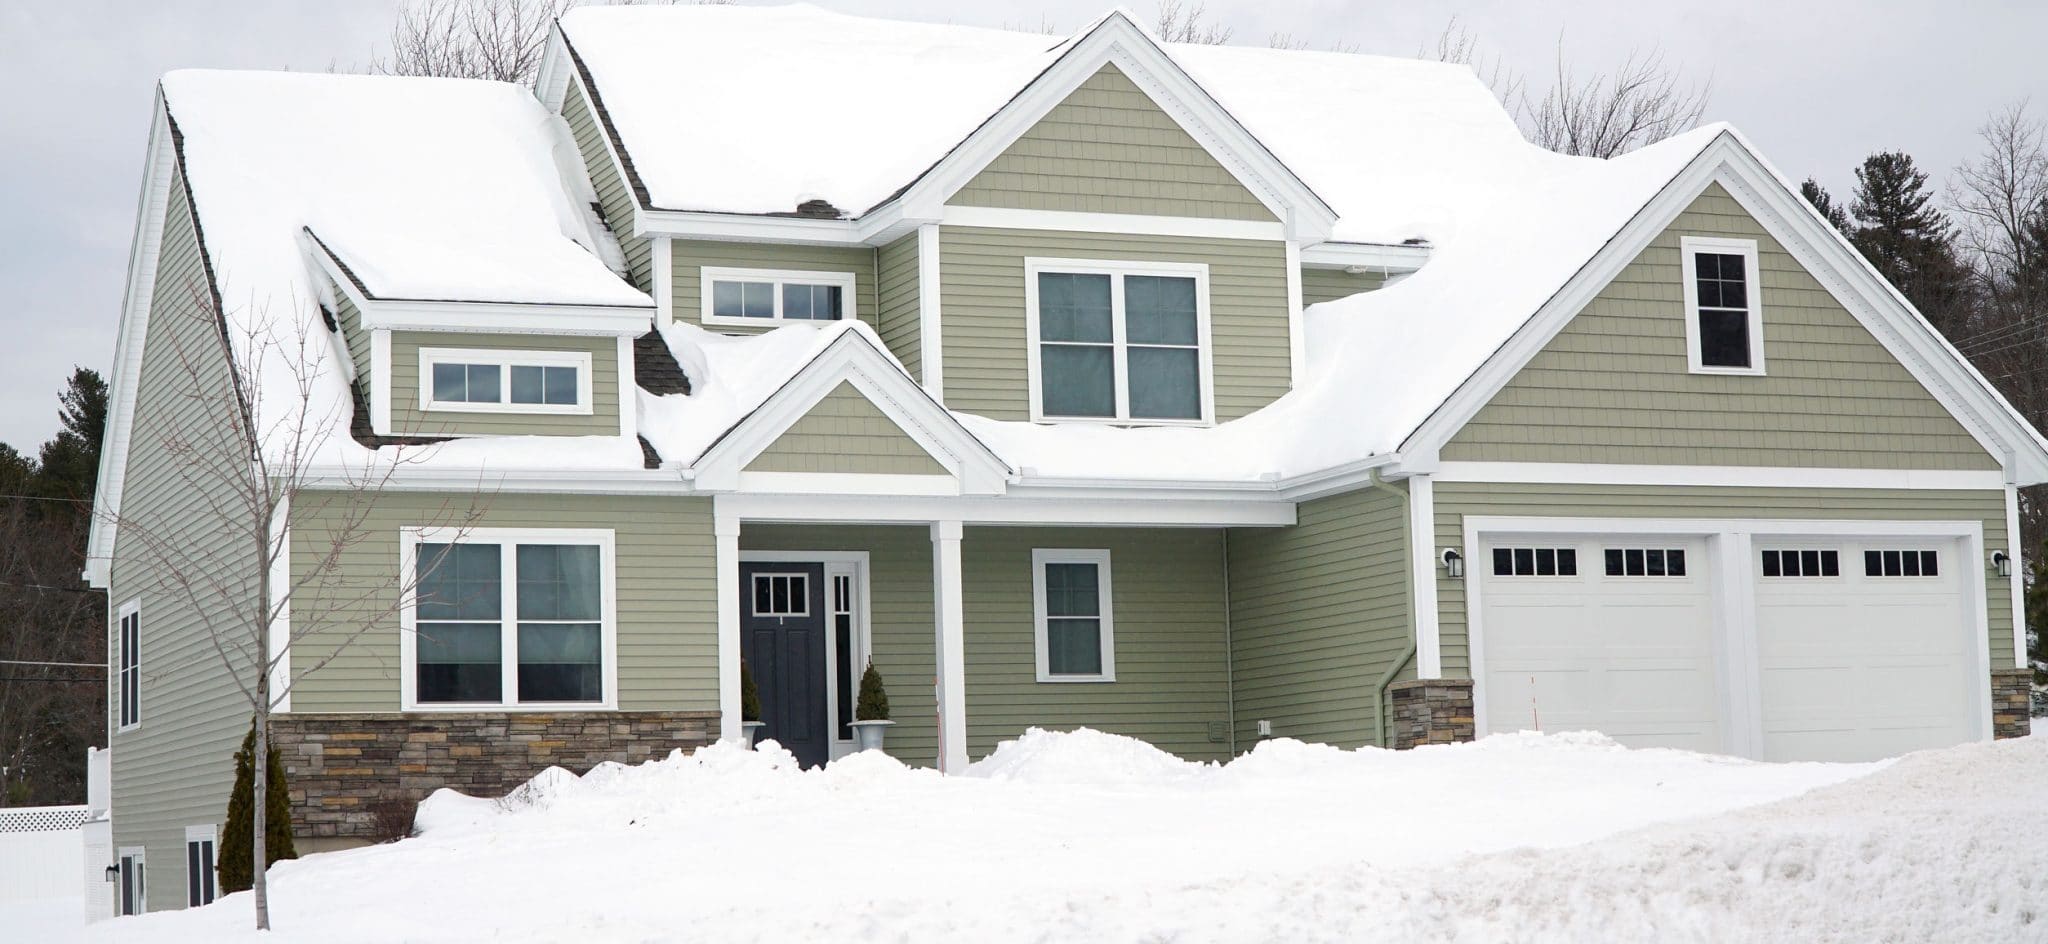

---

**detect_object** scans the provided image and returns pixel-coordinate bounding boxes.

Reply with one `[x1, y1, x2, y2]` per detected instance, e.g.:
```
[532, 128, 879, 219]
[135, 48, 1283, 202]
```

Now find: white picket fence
[0, 804, 88, 903]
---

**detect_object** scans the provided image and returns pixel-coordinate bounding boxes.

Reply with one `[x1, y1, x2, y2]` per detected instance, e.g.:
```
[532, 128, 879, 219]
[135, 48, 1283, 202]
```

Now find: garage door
[1753, 539, 1975, 762]
[1478, 537, 1723, 752]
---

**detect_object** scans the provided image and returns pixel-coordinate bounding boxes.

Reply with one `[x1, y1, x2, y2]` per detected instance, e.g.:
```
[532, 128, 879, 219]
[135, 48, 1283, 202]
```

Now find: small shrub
[219, 720, 298, 894]
[855, 664, 889, 722]
[367, 795, 418, 843]
[740, 661, 762, 722]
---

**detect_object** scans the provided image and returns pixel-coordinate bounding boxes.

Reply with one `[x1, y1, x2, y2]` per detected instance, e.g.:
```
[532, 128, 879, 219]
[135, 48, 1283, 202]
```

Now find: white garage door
[1753, 539, 1976, 762]
[1478, 537, 1723, 752]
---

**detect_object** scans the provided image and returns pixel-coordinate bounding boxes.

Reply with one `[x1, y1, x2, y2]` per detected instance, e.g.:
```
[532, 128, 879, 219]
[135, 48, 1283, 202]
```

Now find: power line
[0, 660, 104, 669]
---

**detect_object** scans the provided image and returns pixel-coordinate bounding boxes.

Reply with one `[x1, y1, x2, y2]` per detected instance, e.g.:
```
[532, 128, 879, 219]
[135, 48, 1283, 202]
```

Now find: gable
[1444, 182, 1998, 471]
[744, 380, 948, 475]
[949, 64, 1276, 222]
[563, 77, 651, 292]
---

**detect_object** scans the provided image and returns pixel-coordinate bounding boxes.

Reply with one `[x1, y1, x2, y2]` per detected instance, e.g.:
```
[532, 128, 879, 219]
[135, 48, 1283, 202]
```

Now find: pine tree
[219, 720, 298, 894]
[32, 368, 107, 502]
[1848, 151, 1975, 338]
[1800, 178, 1850, 232]
[855, 664, 889, 722]
[739, 661, 761, 723]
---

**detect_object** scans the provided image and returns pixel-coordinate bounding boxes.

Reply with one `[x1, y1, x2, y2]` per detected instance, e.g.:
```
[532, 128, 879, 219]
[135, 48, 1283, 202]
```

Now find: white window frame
[398, 527, 619, 712]
[1031, 548, 1116, 683]
[418, 348, 595, 415]
[117, 598, 140, 732]
[1680, 236, 1766, 376]
[118, 846, 146, 916]
[699, 266, 859, 327]
[184, 824, 217, 908]
[1023, 258, 1215, 426]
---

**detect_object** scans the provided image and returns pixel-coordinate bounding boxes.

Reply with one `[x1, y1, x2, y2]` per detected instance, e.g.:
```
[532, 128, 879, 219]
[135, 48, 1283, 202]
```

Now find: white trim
[308, 244, 652, 334]
[1433, 461, 2009, 491]
[932, 520, 968, 772]
[737, 471, 962, 496]
[633, 209, 866, 245]
[738, 550, 874, 760]
[2007, 482, 2027, 669]
[651, 237, 673, 323]
[1680, 235, 1766, 376]
[182, 824, 217, 908]
[1284, 240, 1305, 389]
[117, 846, 145, 916]
[1023, 257, 1215, 426]
[1031, 548, 1116, 683]
[1297, 241, 1432, 273]
[713, 492, 1293, 528]
[398, 527, 619, 712]
[267, 501, 291, 713]
[369, 329, 393, 435]
[941, 205, 1285, 241]
[615, 334, 638, 442]
[715, 513, 742, 742]
[417, 348, 595, 416]
[115, 598, 140, 733]
[1408, 476, 1442, 678]
[916, 223, 943, 397]
[697, 266, 859, 328]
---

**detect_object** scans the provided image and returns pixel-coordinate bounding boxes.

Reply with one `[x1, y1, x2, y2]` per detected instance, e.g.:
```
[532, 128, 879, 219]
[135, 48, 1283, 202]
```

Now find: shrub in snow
[219, 721, 298, 893]
[855, 663, 889, 721]
[739, 660, 761, 723]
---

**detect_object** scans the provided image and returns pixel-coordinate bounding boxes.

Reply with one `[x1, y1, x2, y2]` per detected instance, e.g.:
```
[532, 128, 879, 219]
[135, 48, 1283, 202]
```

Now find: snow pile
[101, 728, 2048, 944]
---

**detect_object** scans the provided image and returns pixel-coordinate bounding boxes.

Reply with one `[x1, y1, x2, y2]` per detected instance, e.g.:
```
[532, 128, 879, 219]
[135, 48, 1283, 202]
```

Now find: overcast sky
[3, 0, 2045, 453]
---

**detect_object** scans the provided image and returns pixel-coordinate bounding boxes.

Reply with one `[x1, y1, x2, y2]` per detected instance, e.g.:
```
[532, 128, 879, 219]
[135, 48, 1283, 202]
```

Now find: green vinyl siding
[106, 167, 252, 909]
[386, 331, 619, 437]
[1227, 486, 1411, 748]
[1430, 482, 2016, 674]
[952, 64, 1275, 222]
[1301, 267, 1385, 307]
[875, 232, 922, 380]
[671, 241, 877, 335]
[1445, 183, 1998, 469]
[938, 226, 1290, 421]
[744, 381, 947, 475]
[564, 78, 649, 291]
[961, 527, 1232, 762]
[335, 293, 371, 383]
[287, 492, 717, 713]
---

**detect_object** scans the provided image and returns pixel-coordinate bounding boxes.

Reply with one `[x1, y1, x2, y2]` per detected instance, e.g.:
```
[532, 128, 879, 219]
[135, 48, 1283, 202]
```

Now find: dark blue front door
[739, 562, 829, 768]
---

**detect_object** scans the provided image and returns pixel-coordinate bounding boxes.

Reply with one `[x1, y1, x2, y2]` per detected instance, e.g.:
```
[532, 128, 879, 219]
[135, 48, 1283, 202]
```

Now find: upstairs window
[117, 600, 140, 731]
[1681, 236, 1764, 374]
[700, 267, 856, 326]
[420, 349, 592, 414]
[1027, 260, 1211, 424]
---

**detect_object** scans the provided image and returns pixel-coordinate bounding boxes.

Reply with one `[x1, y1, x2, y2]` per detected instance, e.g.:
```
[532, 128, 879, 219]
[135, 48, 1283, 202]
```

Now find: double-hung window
[185, 825, 217, 908]
[1027, 259, 1211, 424]
[420, 348, 593, 414]
[117, 600, 140, 731]
[1032, 549, 1115, 682]
[404, 528, 616, 709]
[700, 267, 856, 326]
[1681, 236, 1765, 374]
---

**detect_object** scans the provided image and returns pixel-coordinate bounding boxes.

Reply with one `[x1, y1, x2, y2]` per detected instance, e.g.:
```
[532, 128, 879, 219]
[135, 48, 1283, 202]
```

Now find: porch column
[716, 512, 742, 743]
[931, 519, 968, 772]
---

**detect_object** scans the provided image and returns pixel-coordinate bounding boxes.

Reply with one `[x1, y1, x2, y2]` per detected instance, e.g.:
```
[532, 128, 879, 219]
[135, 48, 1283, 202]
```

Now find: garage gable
[1442, 182, 1999, 471]
[744, 380, 948, 476]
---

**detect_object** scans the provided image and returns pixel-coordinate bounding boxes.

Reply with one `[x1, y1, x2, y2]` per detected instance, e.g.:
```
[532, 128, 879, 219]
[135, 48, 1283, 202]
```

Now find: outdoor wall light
[1992, 550, 2011, 578]
[105, 865, 118, 882]
[1442, 548, 1464, 579]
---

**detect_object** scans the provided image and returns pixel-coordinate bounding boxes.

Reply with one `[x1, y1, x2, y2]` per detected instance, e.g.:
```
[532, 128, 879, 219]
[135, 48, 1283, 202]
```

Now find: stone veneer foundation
[270, 711, 719, 842]
[1991, 668, 2033, 741]
[1388, 678, 1476, 749]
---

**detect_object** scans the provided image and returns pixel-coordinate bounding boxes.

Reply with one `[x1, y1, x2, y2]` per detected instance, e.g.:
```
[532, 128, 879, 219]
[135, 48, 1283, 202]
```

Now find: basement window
[1681, 236, 1765, 375]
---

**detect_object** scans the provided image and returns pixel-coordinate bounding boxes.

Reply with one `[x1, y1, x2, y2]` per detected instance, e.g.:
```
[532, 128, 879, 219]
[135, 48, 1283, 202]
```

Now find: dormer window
[1025, 258, 1213, 425]
[420, 348, 594, 414]
[700, 267, 856, 326]
[1681, 236, 1765, 375]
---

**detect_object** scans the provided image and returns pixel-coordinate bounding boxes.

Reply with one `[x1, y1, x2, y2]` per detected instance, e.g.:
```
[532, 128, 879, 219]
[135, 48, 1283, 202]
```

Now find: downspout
[1367, 469, 1416, 747]
[1221, 528, 1237, 756]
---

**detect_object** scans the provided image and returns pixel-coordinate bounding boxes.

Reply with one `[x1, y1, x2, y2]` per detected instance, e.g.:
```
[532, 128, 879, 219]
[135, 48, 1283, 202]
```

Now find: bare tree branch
[1153, 0, 1233, 46]
[1521, 43, 1711, 158]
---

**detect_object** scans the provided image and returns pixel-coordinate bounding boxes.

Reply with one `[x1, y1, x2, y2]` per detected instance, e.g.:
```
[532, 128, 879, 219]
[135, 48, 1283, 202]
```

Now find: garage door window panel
[1491, 546, 1578, 577]
[1760, 548, 1839, 578]
[1604, 547, 1687, 577]
[1864, 549, 1938, 578]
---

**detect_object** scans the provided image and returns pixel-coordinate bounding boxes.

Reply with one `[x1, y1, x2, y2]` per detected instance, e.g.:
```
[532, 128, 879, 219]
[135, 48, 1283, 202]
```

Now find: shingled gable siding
[1429, 483, 2016, 676]
[669, 240, 879, 335]
[1443, 183, 1999, 469]
[384, 331, 619, 437]
[1300, 267, 1386, 307]
[951, 64, 1276, 222]
[286, 491, 719, 714]
[938, 226, 1290, 421]
[334, 293, 372, 382]
[874, 232, 923, 380]
[1226, 486, 1411, 748]
[107, 168, 254, 910]
[563, 79, 650, 292]
[742, 381, 948, 475]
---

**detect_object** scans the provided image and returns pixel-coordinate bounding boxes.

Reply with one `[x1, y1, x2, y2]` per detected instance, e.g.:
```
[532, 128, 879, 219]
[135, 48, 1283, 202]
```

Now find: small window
[185, 826, 217, 908]
[408, 530, 613, 708]
[1761, 549, 1839, 578]
[700, 267, 856, 325]
[1028, 260, 1210, 424]
[1682, 237, 1764, 374]
[420, 349, 592, 414]
[1864, 549, 1939, 578]
[1603, 547, 1688, 577]
[832, 574, 855, 742]
[117, 601, 140, 731]
[119, 847, 146, 916]
[1034, 549, 1114, 681]
[750, 573, 811, 617]
[1490, 546, 1579, 577]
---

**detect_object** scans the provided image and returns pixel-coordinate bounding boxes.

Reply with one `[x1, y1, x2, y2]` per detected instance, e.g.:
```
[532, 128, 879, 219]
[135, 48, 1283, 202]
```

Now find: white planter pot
[741, 721, 766, 749]
[849, 719, 894, 752]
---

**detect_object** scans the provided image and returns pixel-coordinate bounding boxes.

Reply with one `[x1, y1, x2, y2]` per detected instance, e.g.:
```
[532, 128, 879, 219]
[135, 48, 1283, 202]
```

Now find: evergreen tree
[855, 664, 889, 722]
[33, 368, 107, 501]
[1848, 151, 1975, 338]
[739, 660, 761, 723]
[219, 720, 297, 894]
[1800, 178, 1850, 232]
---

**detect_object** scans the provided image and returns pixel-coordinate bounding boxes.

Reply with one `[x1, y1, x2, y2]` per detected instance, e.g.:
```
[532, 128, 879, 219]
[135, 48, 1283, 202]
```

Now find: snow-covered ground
[95, 729, 2048, 943]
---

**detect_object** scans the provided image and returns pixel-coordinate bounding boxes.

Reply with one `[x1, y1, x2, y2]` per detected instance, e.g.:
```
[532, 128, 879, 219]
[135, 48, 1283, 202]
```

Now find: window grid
[1033, 549, 1115, 682]
[1028, 261, 1209, 426]
[118, 605, 140, 730]
[1863, 549, 1939, 578]
[1490, 546, 1579, 577]
[1603, 547, 1688, 577]
[408, 532, 612, 709]
[186, 833, 216, 908]
[750, 573, 810, 617]
[700, 267, 857, 325]
[420, 349, 591, 414]
[1761, 549, 1840, 578]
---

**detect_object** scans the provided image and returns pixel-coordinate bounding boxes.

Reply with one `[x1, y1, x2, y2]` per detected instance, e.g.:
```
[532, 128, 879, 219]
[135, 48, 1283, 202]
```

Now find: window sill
[422, 402, 595, 416]
[400, 702, 618, 713]
[699, 315, 846, 329]
[1030, 415, 1214, 429]
[1686, 365, 1767, 377]
[1035, 675, 1116, 684]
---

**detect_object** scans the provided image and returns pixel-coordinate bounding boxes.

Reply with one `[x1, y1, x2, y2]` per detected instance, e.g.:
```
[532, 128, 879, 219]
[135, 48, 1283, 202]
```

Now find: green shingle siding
[288, 491, 718, 713]
[335, 293, 372, 384]
[670, 240, 879, 335]
[1300, 267, 1385, 307]
[1444, 184, 1999, 469]
[1226, 486, 1411, 748]
[952, 64, 1275, 222]
[1430, 482, 2016, 674]
[564, 79, 649, 291]
[386, 331, 619, 437]
[874, 232, 923, 380]
[744, 381, 947, 475]
[937, 226, 1290, 421]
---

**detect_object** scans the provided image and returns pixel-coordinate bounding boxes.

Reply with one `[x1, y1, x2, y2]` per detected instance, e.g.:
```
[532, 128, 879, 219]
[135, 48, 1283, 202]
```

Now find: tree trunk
[253, 700, 270, 929]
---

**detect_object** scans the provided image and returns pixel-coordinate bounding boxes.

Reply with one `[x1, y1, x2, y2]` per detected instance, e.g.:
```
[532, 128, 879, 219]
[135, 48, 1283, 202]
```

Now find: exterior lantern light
[1991, 550, 2011, 578]
[1442, 548, 1464, 579]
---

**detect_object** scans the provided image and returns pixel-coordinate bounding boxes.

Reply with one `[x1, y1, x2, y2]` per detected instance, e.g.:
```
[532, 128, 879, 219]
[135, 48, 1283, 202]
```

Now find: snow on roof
[637, 318, 882, 468]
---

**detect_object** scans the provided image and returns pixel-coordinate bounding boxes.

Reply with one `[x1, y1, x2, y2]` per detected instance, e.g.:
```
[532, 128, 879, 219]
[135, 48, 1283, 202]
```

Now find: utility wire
[0, 660, 105, 669]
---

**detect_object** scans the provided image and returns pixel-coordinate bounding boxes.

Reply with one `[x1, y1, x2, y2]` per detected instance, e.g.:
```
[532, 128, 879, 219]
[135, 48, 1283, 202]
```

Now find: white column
[715, 510, 742, 743]
[931, 519, 968, 772]
[2007, 483, 2026, 669]
[917, 223, 945, 399]
[1407, 474, 1442, 678]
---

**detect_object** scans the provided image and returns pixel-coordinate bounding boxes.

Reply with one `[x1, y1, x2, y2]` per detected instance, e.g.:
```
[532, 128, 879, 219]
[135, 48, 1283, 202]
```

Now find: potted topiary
[849, 663, 893, 752]
[739, 660, 766, 748]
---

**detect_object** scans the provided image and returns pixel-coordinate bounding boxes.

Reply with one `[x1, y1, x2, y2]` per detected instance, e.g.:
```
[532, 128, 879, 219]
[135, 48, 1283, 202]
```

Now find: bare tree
[1421, 15, 1523, 109]
[104, 284, 483, 929]
[1951, 102, 2048, 287]
[1521, 45, 1711, 158]
[372, 0, 732, 86]
[1154, 0, 1233, 46]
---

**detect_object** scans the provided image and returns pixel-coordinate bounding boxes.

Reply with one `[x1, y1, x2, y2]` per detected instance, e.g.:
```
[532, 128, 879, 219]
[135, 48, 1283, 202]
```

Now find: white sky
[3, 0, 2044, 452]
